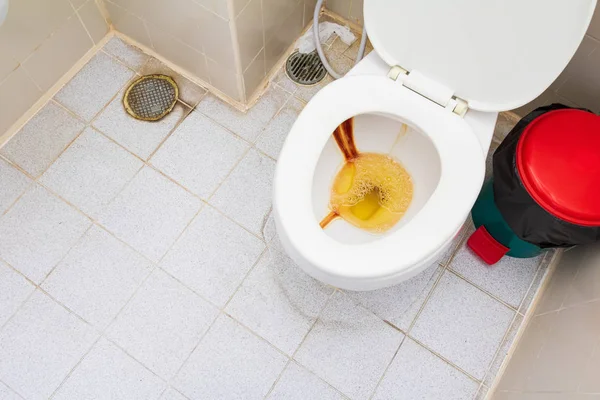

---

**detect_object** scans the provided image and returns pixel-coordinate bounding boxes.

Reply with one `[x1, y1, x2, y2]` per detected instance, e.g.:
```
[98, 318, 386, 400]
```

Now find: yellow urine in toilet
[329, 153, 413, 233]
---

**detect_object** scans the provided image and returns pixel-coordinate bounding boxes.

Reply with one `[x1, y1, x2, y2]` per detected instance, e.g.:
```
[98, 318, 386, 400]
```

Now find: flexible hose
[313, 0, 368, 79]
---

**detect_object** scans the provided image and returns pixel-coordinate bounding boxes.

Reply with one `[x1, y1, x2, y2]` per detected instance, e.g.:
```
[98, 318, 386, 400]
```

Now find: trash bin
[469, 104, 600, 265]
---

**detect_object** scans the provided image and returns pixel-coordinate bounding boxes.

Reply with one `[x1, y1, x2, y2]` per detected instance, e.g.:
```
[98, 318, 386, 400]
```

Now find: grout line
[446, 268, 519, 312]
[367, 335, 407, 400]
[72, 0, 97, 46]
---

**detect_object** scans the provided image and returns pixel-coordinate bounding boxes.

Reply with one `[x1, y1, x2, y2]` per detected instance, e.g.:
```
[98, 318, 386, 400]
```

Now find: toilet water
[320, 117, 414, 233]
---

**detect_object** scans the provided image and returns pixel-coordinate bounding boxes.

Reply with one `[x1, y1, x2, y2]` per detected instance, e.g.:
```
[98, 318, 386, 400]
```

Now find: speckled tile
[411, 272, 514, 380]
[267, 362, 346, 400]
[0, 381, 22, 399]
[100, 166, 201, 262]
[41, 226, 152, 329]
[174, 314, 287, 400]
[210, 149, 275, 236]
[475, 385, 489, 400]
[151, 112, 249, 199]
[483, 314, 524, 387]
[93, 94, 190, 160]
[449, 241, 543, 308]
[102, 37, 149, 71]
[0, 102, 85, 177]
[0, 291, 98, 400]
[55, 52, 135, 121]
[53, 338, 165, 400]
[0, 261, 35, 328]
[160, 387, 188, 400]
[0, 185, 90, 283]
[372, 339, 479, 400]
[255, 96, 304, 160]
[349, 264, 441, 332]
[437, 218, 472, 267]
[40, 128, 143, 219]
[273, 69, 298, 95]
[161, 206, 265, 307]
[295, 291, 404, 400]
[288, 73, 334, 103]
[107, 269, 219, 379]
[0, 158, 31, 214]
[196, 85, 290, 142]
[226, 239, 333, 355]
[140, 58, 207, 108]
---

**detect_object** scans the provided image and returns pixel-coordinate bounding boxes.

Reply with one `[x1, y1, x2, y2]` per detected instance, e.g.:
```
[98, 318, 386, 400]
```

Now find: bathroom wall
[0, 0, 109, 135]
[492, 244, 600, 399]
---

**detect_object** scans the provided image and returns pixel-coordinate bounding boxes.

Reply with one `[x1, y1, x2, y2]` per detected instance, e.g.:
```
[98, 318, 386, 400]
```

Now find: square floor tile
[93, 94, 190, 160]
[0, 261, 34, 328]
[295, 291, 404, 400]
[42, 226, 152, 329]
[349, 264, 441, 332]
[226, 239, 333, 355]
[210, 149, 275, 236]
[280, 72, 333, 103]
[40, 128, 143, 219]
[55, 52, 135, 121]
[174, 314, 287, 400]
[0, 158, 31, 214]
[267, 362, 345, 400]
[410, 272, 514, 380]
[0, 102, 85, 177]
[255, 96, 304, 160]
[0, 381, 22, 399]
[53, 338, 165, 400]
[102, 37, 149, 71]
[160, 387, 188, 400]
[161, 206, 264, 307]
[141, 58, 207, 108]
[151, 112, 248, 199]
[197, 85, 289, 142]
[100, 166, 201, 261]
[272, 69, 297, 95]
[107, 270, 219, 379]
[437, 219, 472, 267]
[0, 185, 90, 283]
[449, 242, 543, 308]
[372, 339, 478, 400]
[0, 291, 98, 400]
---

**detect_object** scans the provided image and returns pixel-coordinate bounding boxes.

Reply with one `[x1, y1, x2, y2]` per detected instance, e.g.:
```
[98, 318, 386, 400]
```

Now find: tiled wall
[492, 244, 600, 399]
[0, 0, 108, 135]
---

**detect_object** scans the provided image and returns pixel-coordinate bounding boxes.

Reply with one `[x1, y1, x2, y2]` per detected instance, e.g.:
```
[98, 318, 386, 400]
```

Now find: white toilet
[273, 0, 595, 291]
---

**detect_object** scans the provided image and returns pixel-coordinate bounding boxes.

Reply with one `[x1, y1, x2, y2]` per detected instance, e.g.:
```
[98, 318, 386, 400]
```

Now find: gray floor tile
[102, 37, 149, 71]
[41, 226, 152, 329]
[411, 272, 514, 380]
[295, 291, 404, 400]
[197, 85, 290, 142]
[174, 314, 287, 400]
[372, 339, 478, 400]
[0, 381, 22, 399]
[210, 149, 275, 236]
[53, 338, 165, 400]
[0, 158, 31, 214]
[267, 362, 346, 400]
[94, 94, 190, 160]
[151, 112, 248, 199]
[40, 128, 143, 219]
[0, 291, 98, 400]
[161, 206, 264, 307]
[349, 264, 441, 332]
[0, 185, 90, 283]
[55, 52, 135, 121]
[106, 270, 219, 379]
[0, 102, 85, 177]
[450, 241, 543, 308]
[437, 218, 472, 267]
[160, 387, 188, 400]
[100, 166, 201, 261]
[0, 261, 35, 328]
[273, 69, 297, 95]
[483, 314, 524, 387]
[255, 96, 304, 160]
[226, 239, 333, 355]
[278, 71, 333, 103]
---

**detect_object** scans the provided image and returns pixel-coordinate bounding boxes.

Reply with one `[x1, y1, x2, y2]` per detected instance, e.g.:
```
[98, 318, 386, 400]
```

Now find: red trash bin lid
[516, 109, 600, 227]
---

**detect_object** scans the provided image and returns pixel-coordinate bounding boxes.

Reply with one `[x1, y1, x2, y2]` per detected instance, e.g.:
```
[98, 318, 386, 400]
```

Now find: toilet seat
[274, 75, 485, 289]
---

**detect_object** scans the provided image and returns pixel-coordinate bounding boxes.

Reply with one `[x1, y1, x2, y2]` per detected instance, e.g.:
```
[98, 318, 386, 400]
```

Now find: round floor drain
[285, 51, 327, 86]
[123, 75, 179, 121]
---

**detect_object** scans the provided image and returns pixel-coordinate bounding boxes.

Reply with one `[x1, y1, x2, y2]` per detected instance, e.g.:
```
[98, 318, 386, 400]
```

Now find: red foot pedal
[467, 226, 509, 265]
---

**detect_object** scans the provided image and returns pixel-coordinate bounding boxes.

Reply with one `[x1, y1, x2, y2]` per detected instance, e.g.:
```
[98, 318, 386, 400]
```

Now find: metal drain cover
[123, 75, 179, 121]
[285, 51, 327, 86]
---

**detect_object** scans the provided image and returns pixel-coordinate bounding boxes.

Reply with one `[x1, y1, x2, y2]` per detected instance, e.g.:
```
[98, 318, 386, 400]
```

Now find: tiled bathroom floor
[0, 34, 552, 400]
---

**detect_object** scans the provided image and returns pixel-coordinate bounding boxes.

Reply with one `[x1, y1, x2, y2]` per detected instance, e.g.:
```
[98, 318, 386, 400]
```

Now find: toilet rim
[274, 75, 485, 280]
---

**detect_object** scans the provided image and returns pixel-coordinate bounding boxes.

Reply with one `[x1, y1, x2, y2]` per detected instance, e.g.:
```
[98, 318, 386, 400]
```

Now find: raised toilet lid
[364, 0, 596, 111]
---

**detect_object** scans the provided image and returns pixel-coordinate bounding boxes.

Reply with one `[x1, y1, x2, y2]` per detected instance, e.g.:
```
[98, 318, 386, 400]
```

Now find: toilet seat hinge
[387, 66, 469, 118]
